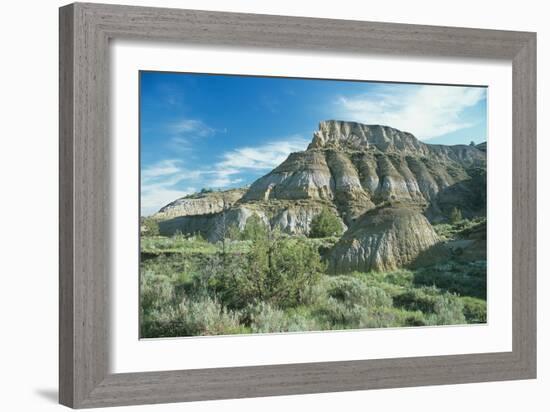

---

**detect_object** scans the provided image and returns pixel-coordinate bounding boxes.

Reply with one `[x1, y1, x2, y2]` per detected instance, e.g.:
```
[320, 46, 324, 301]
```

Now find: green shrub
[414, 261, 486, 299]
[314, 297, 370, 328]
[177, 296, 241, 336]
[393, 286, 441, 313]
[430, 293, 466, 325]
[209, 233, 325, 310]
[384, 270, 413, 287]
[204, 254, 258, 310]
[309, 207, 343, 238]
[248, 302, 288, 333]
[269, 237, 326, 306]
[245, 304, 322, 333]
[140, 307, 180, 338]
[393, 286, 465, 325]
[326, 276, 392, 308]
[241, 215, 268, 241]
[141, 295, 243, 338]
[300, 279, 329, 306]
[284, 307, 322, 332]
[314, 277, 393, 329]
[141, 217, 160, 236]
[226, 223, 241, 241]
[434, 216, 486, 240]
[358, 307, 428, 328]
[348, 270, 414, 296]
[461, 296, 487, 323]
[140, 234, 217, 255]
[140, 270, 175, 314]
[403, 311, 428, 327]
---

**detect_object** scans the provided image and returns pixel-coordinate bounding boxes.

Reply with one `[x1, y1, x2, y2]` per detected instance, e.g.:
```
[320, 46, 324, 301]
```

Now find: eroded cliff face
[327, 204, 440, 273]
[158, 200, 345, 242]
[241, 121, 485, 223]
[154, 188, 245, 220]
[308, 121, 428, 154]
[152, 120, 486, 272]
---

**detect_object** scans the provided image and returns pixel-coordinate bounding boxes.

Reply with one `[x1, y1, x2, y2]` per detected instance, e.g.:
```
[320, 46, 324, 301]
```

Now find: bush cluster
[309, 208, 343, 238]
[139, 221, 486, 337]
[140, 217, 159, 236]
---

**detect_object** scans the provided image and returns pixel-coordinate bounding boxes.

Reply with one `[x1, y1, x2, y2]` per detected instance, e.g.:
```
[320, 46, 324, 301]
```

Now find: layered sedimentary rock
[308, 121, 428, 154]
[154, 188, 245, 220]
[158, 204, 267, 241]
[239, 123, 484, 223]
[328, 204, 440, 273]
[158, 200, 344, 242]
[153, 120, 486, 272]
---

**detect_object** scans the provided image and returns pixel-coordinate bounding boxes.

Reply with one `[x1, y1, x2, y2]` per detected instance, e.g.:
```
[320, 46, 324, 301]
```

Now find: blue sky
[140, 71, 487, 215]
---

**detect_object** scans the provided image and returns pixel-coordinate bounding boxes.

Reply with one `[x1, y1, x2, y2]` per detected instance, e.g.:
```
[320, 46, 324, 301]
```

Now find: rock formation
[327, 203, 440, 273]
[151, 120, 486, 272]
[308, 121, 428, 154]
[154, 188, 245, 220]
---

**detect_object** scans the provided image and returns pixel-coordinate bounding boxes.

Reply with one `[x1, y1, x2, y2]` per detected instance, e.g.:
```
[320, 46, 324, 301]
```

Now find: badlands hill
[152, 120, 487, 272]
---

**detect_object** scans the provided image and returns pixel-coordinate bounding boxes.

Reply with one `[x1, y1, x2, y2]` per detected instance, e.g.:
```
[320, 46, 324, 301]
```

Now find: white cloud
[207, 176, 244, 188]
[204, 136, 308, 192]
[141, 159, 181, 180]
[141, 160, 199, 215]
[166, 119, 225, 153]
[141, 187, 192, 216]
[140, 135, 309, 215]
[337, 85, 485, 140]
[218, 136, 309, 172]
[169, 119, 215, 137]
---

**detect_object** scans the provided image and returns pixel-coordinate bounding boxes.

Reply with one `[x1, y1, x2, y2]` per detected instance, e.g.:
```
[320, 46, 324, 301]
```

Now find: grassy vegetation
[140, 218, 486, 337]
[309, 207, 344, 238]
[433, 216, 486, 241]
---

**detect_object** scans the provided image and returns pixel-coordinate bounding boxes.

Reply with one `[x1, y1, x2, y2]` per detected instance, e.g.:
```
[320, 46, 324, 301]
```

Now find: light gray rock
[158, 204, 268, 241]
[239, 121, 485, 224]
[270, 202, 346, 235]
[328, 204, 440, 273]
[308, 120, 429, 154]
[154, 188, 245, 219]
[243, 150, 334, 201]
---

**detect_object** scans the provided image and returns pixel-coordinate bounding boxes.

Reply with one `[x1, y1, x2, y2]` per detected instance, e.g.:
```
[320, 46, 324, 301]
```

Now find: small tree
[209, 217, 325, 310]
[241, 215, 268, 241]
[226, 224, 241, 241]
[269, 237, 325, 306]
[449, 207, 463, 224]
[309, 208, 343, 238]
[140, 217, 160, 236]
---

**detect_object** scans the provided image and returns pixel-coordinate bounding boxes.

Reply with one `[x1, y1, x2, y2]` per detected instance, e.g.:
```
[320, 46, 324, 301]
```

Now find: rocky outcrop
[308, 120, 428, 154]
[328, 204, 440, 273]
[154, 188, 245, 220]
[158, 204, 268, 241]
[158, 200, 344, 241]
[152, 120, 486, 273]
[241, 121, 485, 224]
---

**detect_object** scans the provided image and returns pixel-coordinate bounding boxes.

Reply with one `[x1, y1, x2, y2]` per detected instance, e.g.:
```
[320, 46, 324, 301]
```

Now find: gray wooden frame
[59, 2, 536, 408]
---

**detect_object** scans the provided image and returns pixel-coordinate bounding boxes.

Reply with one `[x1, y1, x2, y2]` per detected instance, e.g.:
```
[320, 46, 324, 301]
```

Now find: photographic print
[139, 72, 487, 338]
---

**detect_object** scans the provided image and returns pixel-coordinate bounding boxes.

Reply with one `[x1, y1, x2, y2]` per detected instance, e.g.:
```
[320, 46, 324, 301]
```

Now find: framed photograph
[59, 2, 536, 408]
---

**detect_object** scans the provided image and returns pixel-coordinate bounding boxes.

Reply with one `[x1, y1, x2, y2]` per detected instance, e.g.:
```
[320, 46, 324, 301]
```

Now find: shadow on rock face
[327, 203, 440, 274]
